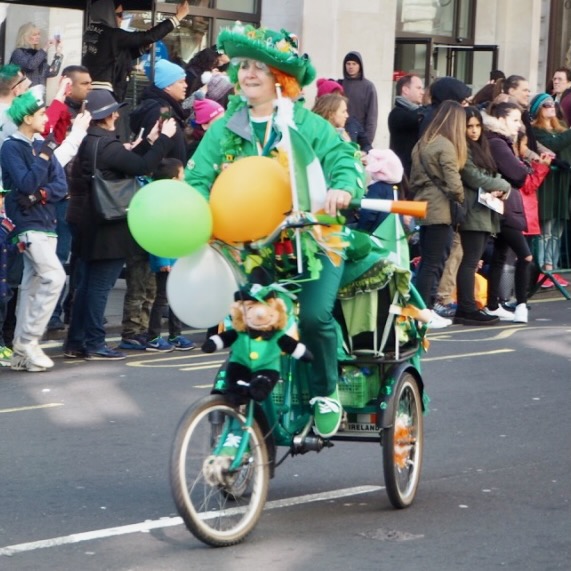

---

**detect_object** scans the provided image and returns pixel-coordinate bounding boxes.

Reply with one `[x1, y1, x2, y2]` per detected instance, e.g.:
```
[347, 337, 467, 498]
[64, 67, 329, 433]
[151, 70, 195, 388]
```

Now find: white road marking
[423, 348, 514, 361]
[0, 403, 63, 414]
[0, 485, 382, 557]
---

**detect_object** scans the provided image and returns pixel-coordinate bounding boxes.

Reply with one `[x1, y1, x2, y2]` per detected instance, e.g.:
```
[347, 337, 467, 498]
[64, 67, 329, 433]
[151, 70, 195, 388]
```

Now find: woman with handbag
[64, 89, 176, 360]
[410, 100, 467, 329]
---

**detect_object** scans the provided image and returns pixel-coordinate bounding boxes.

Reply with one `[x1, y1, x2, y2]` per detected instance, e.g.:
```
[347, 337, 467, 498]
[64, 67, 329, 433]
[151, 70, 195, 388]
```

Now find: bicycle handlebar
[247, 199, 427, 250]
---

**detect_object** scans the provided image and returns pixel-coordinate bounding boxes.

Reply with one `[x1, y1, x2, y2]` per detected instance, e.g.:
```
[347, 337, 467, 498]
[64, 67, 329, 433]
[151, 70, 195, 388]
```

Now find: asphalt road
[0, 296, 570, 571]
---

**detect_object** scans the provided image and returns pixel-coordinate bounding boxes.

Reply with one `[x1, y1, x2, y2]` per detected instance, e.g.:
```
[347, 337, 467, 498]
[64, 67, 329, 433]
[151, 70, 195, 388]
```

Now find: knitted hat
[316, 78, 344, 98]
[217, 22, 316, 87]
[200, 71, 233, 102]
[194, 98, 224, 125]
[7, 88, 44, 126]
[529, 93, 553, 120]
[154, 59, 186, 89]
[86, 89, 126, 120]
[365, 149, 404, 184]
[430, 77, 472, 105]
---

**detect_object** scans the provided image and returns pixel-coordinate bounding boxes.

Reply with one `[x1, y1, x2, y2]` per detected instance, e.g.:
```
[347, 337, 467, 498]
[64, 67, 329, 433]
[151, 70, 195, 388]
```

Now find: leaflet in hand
[478, 188, 504, 214]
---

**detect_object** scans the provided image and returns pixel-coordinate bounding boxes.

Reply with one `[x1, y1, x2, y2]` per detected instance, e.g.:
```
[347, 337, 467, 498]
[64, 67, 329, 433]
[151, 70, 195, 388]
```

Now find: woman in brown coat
[410, 100, 467, 328]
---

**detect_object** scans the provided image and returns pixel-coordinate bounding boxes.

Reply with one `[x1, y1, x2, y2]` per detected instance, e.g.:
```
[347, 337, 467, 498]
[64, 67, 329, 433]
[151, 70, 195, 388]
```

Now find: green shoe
[310, 387, 342, 438]
[0, 346, 13, 368]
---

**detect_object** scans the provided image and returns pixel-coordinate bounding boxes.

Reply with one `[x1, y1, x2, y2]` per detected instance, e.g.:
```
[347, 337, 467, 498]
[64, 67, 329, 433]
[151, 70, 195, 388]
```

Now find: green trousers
[297, 255, 344, 397]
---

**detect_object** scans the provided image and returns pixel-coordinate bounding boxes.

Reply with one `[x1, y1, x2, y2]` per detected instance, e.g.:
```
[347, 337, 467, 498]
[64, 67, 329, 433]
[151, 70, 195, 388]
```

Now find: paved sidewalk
[42, 277, 206, 349]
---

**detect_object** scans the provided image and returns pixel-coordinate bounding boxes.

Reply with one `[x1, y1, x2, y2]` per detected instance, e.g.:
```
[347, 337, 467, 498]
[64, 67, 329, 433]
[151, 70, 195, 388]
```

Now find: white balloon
[167, 245, 239, 328]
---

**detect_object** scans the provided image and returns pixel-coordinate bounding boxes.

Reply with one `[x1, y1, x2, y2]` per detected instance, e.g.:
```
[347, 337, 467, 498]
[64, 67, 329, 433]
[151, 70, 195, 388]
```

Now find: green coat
[409, 135, 464, 226]
[459, 150, 511, 233]
[532, 126, 571, 221]
[185, 101, 366, 201]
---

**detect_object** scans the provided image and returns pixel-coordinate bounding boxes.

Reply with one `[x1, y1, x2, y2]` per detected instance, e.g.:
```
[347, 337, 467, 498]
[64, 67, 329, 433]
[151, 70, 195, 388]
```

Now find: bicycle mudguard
[376, 364, 424, 429]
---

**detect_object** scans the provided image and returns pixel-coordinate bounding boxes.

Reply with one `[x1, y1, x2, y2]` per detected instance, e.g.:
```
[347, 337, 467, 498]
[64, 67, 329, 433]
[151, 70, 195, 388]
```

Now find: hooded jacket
[484, 113, 529, 231]
[129, 85, 188, 163]
[419, 77, 471, 135]
[409, 134, 464, 226]
[1, 132, 68, 235]
[82, 0, 180, 102]
[340, 51, 378, 144]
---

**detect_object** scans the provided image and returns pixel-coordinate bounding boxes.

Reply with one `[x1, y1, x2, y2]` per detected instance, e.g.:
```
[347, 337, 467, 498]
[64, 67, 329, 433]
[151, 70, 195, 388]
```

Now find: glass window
[215, 0, 257, 12]
[457, 0, 473, 40]
[396, 0, 473, 42]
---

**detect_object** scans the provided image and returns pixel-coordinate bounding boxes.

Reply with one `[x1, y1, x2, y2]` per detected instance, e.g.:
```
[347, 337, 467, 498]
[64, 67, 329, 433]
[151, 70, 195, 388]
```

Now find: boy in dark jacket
[1, 90, 67, 371]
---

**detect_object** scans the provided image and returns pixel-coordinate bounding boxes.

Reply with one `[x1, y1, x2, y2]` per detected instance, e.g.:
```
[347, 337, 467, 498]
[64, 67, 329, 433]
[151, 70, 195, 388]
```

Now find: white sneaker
[427, 310, 452, 329]
[12, 341, 54, 370]
[11, 352, 46, 372]
[484, 306, 514, 321]
[513, 303, 528, 323]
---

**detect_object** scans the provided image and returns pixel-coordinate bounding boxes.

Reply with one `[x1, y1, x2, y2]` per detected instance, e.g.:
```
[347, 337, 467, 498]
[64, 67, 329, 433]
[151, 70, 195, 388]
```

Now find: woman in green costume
[185, 23, 365, 438]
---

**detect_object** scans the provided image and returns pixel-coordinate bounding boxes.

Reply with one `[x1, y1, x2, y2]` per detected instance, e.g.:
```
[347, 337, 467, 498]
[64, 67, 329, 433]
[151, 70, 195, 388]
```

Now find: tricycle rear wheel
[382, 371, 424, 508]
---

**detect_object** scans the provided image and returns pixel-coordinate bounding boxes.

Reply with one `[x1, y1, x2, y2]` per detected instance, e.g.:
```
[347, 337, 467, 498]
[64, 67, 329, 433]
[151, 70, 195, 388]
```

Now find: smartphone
[137, 127, 145, 140]
[79, 100, 86, 114]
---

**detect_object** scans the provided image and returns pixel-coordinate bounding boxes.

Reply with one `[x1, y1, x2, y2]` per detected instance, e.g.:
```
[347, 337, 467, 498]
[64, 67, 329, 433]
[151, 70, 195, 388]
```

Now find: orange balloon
[210, 156, 292, 243]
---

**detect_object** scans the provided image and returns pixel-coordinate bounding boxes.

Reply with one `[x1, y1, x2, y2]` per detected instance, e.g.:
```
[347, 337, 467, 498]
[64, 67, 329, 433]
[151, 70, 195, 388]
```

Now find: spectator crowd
[0, 0, 570, 372]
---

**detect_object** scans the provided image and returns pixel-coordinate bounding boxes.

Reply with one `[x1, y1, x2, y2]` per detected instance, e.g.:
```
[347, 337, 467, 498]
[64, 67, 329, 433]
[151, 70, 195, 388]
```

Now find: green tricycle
[169, 205, 430, 547]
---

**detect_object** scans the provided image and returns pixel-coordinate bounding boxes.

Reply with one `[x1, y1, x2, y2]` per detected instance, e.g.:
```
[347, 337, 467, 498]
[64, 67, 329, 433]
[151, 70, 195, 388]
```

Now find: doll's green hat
[217, 22, 316, 87]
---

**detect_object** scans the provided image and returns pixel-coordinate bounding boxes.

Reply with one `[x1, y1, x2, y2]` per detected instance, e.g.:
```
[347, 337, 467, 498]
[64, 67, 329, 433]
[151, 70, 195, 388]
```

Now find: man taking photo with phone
[129, 58, 189, 165]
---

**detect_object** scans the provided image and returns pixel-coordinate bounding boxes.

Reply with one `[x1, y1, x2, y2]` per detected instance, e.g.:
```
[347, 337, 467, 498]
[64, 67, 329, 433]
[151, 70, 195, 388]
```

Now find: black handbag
[419, 152, 466, 228]
[91, 138, 140, 222]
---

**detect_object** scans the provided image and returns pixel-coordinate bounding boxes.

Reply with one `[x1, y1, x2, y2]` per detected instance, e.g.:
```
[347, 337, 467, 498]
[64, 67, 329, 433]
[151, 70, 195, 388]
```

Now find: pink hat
[365, 149, 404, 184]
[316, 78, 344, 98]
[193, 98, 224, 125]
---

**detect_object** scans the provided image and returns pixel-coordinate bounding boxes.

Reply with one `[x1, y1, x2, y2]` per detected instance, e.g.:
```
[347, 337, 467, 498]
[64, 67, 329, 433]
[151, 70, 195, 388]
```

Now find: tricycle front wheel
[170, 395, 270, 547]
[382, 372, 424, 508]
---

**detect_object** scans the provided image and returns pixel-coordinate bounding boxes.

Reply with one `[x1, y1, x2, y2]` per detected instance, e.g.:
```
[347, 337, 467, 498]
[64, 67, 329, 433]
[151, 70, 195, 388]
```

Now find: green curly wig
[7, 90, 44, 126]
[0, 63, 21, 84]
[218, 23, 316, 87]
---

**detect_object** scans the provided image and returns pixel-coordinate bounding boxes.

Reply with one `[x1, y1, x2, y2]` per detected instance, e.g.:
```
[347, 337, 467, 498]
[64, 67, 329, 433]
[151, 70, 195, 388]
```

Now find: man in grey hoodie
[340, 51, 378, 144]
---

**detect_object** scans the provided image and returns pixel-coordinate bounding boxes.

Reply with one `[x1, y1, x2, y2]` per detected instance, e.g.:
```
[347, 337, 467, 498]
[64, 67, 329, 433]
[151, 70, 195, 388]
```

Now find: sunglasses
[541, 101, 555, 108]
[231, 58, 270, 73]
[11, 75, 30, 91]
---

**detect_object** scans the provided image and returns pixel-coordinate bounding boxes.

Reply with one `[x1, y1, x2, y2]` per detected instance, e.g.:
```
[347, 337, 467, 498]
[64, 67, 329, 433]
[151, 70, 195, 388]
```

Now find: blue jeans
[537, 218, 565, 268]
[49, 200, 72, 322]
[66, 258, 124, 352]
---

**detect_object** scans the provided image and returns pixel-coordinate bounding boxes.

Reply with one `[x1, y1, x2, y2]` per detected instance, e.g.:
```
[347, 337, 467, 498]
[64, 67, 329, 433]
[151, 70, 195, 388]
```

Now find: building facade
[0, 0, 569, 146]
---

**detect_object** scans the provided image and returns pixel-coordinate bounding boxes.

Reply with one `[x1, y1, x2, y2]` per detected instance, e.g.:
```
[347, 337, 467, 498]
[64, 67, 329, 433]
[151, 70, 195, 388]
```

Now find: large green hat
[217, 22, 316, 87]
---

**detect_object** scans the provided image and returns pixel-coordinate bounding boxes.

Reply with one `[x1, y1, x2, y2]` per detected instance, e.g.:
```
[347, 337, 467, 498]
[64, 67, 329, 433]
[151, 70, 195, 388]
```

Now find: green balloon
[127, 180, 212, 258]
